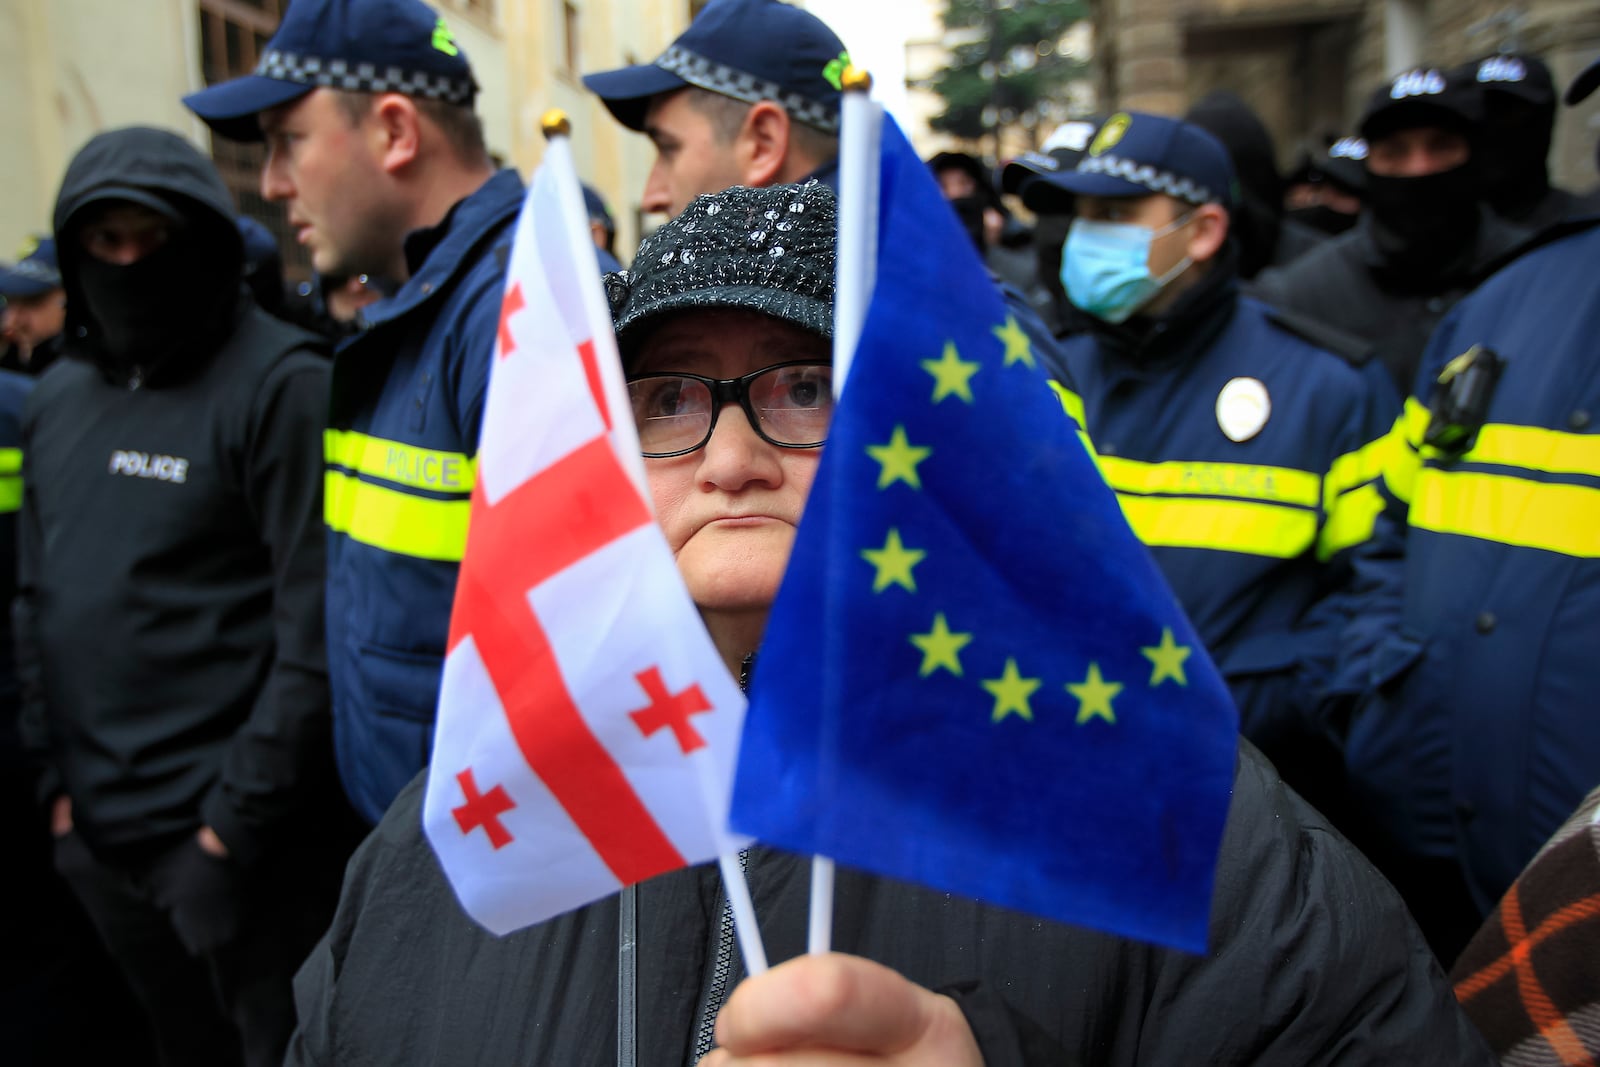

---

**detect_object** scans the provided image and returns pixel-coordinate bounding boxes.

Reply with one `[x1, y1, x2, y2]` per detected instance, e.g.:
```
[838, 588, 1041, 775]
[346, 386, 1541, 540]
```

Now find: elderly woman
[287, 182, 1492, 1066]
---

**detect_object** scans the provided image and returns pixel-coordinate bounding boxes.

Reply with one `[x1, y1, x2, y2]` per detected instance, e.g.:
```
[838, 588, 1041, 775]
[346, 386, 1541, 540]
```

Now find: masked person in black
[1254, 67, 1530, 394]
[16, 126, 362, 1067]
[1284, 136, 1367, 237]
[1459, 52, 1600, 232]
[1184, 90, 1325, 278]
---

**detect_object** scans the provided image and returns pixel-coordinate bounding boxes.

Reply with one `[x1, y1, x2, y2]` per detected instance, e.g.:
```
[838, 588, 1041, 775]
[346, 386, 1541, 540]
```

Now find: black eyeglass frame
[626, 360, 833, 459]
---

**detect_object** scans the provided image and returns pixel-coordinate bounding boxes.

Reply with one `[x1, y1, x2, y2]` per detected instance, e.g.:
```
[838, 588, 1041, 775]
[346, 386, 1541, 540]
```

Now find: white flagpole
[809, 68, 883, 958]
[541, 110, 768, 977]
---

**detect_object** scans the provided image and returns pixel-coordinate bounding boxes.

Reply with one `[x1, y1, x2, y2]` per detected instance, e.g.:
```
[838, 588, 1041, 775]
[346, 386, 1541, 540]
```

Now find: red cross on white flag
[422, 133, 747, 936]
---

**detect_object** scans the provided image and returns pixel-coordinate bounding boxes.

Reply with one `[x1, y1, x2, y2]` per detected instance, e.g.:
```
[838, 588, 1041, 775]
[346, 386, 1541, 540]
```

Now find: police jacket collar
[1084, 241, 1240, 373]
[364, 168, 524, 329]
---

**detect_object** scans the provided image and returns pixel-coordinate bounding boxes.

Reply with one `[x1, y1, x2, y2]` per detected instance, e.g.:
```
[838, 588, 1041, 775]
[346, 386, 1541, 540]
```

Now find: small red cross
[451, 768, 516, 849]
[629, 666, 713, 754]
[497, 283, 526, 358]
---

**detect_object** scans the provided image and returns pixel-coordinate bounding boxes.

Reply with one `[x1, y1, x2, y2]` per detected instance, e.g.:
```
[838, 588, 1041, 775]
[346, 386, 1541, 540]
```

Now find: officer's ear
[369, 93, 424, 175]
[1186, 202, 1230, 264]
[736, 101, 793, 189]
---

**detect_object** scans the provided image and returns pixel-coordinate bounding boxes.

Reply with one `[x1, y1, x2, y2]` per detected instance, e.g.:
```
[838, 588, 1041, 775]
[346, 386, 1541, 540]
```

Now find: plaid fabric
[1452, 787, 1600, 1065]
[255, 50, 476, 104]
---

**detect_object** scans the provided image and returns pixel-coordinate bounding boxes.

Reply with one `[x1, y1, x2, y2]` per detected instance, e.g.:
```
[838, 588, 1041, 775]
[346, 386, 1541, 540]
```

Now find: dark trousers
[54, 828, 349, 1067]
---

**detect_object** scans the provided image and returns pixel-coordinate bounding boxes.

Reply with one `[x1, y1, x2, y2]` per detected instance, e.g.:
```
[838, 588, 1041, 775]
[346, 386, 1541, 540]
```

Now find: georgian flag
[422, 133, 747, 936]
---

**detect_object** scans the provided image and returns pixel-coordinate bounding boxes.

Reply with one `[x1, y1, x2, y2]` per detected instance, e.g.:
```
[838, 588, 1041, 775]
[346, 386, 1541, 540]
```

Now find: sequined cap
[607, 181, 836, 362]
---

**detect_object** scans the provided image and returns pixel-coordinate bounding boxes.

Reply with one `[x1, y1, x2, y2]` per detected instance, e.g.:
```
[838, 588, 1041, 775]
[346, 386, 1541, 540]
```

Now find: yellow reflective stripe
[1325, 435, 1389, 503]
[0, 475, 21, 514]
[1100, 456, 1320, 508]
[1382, 400, 1429, 503]
[1319, 483, 1384, 560]
[1047, 380, 1098, 460]
[324, 470, 471, 562]
[324, 429, 475, 494]
[1117, 494, 1318, 558]
[1463, 423, 1600, 476]
[1412, 469, 1600, 558]
[0, 447, 22, 476]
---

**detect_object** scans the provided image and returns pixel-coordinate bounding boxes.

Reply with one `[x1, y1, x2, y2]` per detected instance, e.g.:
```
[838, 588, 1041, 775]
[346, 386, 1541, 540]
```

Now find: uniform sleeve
[1330, 308, 1463, 705]
[1131, 745, 1498, 1064]
[199, 350, 336, 867]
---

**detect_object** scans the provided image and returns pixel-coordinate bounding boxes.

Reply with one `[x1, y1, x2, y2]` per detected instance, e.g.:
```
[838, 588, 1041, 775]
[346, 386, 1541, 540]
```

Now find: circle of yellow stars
[855, 315, 1194, 731]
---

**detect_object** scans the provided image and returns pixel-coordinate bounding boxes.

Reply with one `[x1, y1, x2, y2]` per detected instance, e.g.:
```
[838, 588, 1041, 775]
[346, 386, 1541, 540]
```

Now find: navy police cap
[183, 0, 478, 142]
[1021, 112, 1237, 214]
[999, 118, 1101, 198]
[582, 0, 850, 135]
[0, 236, 61, 298]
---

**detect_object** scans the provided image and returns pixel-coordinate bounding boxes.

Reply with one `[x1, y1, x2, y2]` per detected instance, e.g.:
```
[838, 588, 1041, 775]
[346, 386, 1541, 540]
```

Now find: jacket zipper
[688, 848, 749, 1063]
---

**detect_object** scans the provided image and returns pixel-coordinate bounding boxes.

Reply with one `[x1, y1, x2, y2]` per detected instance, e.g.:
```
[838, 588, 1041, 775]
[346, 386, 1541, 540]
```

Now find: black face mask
[1364, 163, 1482, 273]
[946, 195, 989, 252]
[1286, 203, 1359, 236]
[74, 234, 235, 372]
[1478, 113, 1553, 219]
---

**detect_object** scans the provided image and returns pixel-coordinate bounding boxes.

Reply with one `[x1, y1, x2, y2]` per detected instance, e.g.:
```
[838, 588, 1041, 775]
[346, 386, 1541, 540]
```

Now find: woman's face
[634, 309, 829, 615]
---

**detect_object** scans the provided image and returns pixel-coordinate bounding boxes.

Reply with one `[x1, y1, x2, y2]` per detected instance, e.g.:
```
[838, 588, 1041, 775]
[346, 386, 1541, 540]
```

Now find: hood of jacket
[52, 126, 247, 386]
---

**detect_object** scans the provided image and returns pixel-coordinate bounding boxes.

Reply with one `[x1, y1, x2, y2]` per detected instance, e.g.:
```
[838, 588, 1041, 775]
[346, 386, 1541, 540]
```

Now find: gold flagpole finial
[541, 109, 572, 139]
[841, 66, 873, 93]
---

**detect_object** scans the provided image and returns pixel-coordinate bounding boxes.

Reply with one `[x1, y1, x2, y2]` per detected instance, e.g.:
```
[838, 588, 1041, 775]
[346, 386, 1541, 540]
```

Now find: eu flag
[730, 114, 1239, 953]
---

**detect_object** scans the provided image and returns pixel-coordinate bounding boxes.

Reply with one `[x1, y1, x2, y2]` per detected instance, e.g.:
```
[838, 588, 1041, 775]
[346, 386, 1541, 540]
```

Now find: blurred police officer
[583, 183, 625, 273]
[1002, 118, 1102, 335]
[16, 126, 348, 1067]
[0, 236, 65, 375]
[1255, 67, 1529, 394]
[1459, 52, 1599, 232]
[1283, 136, 1366, 237]
[1031, 112, 1397, 810]
[186, 0, 523, 825]
[1332, 58, 1600, 966]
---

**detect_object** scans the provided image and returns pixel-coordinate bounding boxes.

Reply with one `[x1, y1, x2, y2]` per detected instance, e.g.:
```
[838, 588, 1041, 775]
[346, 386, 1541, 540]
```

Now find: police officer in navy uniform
[1255, 67, 1530, 395]
[185, 0, 524, 825]
[17, 126, 351, 1067]
[1031, 112, 1397, 813]
[1332, 58, 1600, 967]
[0, 236, 66, 376]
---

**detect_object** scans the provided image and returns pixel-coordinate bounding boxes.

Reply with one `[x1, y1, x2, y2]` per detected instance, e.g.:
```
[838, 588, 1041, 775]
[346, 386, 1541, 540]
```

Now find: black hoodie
[15, 127, 344, 867]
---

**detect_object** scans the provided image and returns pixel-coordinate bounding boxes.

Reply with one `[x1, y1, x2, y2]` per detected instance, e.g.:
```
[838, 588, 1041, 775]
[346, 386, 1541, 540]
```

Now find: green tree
[926, 0, 1089, 160]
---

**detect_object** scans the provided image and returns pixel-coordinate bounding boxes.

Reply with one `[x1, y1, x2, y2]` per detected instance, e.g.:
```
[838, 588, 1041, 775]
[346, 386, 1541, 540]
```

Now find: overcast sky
[801, 0, 921, 125]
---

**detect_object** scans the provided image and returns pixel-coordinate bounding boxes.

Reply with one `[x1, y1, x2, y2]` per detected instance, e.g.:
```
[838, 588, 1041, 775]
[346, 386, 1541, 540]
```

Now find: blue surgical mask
[1060, 215, 1194, 325]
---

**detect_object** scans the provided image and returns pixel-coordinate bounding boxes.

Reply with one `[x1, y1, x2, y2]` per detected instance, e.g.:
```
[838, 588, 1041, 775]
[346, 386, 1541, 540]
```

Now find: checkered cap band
[1075, 153, 1214, 205]
[8, 260, 60, 285]
[655, 45, 839, 134]
[255, 50, 476, 105]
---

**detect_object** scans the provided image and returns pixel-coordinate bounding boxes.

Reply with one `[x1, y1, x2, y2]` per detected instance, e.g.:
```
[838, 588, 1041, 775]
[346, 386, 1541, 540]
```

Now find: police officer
[1458, 52, 1599, 232]
[1030, 112, 1397, 810]
[1332, 58, 1600, 967]
[185, 0, 523, 824]
[0, 236, 65, 375]
[1254, 66, 1530, 394]
[17, 126, 350, 1067]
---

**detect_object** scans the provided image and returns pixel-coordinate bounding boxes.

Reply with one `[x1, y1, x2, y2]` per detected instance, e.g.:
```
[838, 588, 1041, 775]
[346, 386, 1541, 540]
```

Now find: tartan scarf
[1452, 787, 1600, 1066]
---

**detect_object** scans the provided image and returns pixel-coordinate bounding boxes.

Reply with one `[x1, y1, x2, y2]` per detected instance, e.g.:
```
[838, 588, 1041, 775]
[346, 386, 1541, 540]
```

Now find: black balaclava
[1459, 54, 1558, 222]
[69, 201, 241, 377]
[1359, 74, 1487, 279]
